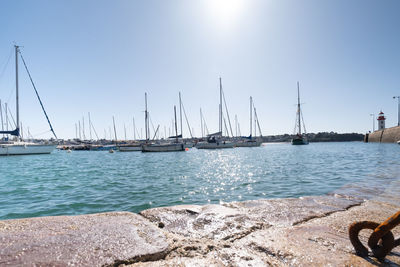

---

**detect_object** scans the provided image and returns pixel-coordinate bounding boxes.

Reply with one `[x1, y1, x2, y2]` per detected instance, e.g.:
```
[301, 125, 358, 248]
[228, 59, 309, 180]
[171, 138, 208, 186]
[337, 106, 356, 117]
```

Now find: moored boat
[195, 132, 234, 149]
[291, 82, 309, 145]
[235, 139, 262, 147]
[0, 45, 57, 155]
[0, 141, 56, 156]
[196, 140, 234, 149]
[195, 78, 234, 150]
[141, 94, 185, 152]
[118, 143, 142, 152]
[235, 96, 263, 147]
[291, 134, 309, 145]
[142, 142, 184, 152]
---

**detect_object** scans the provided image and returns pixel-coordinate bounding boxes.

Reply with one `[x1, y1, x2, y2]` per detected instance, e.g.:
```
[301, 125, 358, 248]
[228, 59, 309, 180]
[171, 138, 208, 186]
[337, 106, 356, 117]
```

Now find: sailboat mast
[179, 92, 183, 137]
[15, 45, 20, 138]
[235, 114, 238, 137]
[112, 116, 117, 145]
[219, 77, 222, 135]
[297, 82, 301, 135]
[82, 117, 86, 140]
[0, 100, 4, 136]
[145, 93, 148, 141]
[133, 117, 136, 140]
[78, 121, 81, 140]
[200, 108, 204, 138]
[250, 96, 253, 137]
[174, 105, 178, 143]
[5, 103, 8, 131]
[88, 112, 92, 140]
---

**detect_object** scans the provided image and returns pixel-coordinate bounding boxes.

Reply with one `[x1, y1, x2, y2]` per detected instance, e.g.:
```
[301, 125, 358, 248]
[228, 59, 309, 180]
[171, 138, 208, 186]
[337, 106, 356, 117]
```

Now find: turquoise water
[0, 142, 399, 220]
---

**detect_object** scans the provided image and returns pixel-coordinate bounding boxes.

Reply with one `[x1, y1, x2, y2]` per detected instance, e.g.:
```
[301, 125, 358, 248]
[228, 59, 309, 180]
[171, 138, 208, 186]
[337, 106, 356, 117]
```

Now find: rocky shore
[1, 181, 399, 266]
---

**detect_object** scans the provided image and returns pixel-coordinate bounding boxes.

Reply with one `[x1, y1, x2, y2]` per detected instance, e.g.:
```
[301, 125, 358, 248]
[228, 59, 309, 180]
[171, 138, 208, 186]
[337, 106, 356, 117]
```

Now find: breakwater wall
[365, 125, 400, 143]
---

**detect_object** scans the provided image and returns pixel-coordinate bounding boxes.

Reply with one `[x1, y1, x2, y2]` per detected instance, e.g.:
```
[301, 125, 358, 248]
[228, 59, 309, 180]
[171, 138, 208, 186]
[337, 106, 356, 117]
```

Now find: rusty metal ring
[349, 221, 395, 259]
[368, 211, 400, 250]
[370, 235, 395, 260]
[349, 221, 380, 257]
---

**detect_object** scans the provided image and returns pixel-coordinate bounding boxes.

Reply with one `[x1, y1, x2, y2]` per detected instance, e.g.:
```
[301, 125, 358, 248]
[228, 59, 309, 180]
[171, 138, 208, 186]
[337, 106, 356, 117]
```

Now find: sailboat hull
[235, 140, 262, 147]
[195, 141, 234, 149]
[0, 143, 56, 156]
[118, 145, 142, 152]
[291, 138, 309, 145]
[142, 143, 185, 152]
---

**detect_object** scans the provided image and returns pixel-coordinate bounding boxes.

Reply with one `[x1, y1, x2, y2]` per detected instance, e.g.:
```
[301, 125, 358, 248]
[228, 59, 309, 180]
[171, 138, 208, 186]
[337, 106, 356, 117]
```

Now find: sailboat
[118, 117, 142, 151]
[141, 94, 185, 152]
[291, 82, 309, 145]
[0, 45, 57, 155]
[196, 78, 234, 149]
[178, 92, 195, 149]
[235, 96, 262, 147]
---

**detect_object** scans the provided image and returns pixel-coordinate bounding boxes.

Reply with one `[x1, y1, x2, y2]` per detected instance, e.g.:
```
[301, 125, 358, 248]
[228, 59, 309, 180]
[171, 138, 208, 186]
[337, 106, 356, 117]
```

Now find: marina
[1, 1, 400, 265]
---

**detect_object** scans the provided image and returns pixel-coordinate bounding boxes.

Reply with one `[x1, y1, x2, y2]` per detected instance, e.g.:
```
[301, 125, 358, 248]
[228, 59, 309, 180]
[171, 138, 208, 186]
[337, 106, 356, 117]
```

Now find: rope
[300, 109, 307, 134]
[222, 88, 234, 137]
[181, 101, 193, 138]
[0, 48, 13, 82]
[18, 50, 58, 140]
[254, 107, 263, 137]
[293, 110, 298, 135]
[89, 119, 99, 140]
[31, 129, 52, 137]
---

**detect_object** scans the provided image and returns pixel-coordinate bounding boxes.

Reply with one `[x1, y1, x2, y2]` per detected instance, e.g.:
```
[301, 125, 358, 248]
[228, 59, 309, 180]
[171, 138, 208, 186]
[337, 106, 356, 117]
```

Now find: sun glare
[205, 0, 246, 28]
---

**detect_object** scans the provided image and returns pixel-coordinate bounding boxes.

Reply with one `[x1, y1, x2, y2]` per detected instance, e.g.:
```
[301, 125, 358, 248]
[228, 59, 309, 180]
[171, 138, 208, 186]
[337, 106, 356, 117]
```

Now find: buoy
[185, 148, 189, 151]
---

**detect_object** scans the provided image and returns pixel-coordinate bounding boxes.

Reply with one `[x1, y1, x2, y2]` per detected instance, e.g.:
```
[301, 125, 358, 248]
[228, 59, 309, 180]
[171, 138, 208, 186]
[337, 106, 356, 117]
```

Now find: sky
[0, 0, 399, 140]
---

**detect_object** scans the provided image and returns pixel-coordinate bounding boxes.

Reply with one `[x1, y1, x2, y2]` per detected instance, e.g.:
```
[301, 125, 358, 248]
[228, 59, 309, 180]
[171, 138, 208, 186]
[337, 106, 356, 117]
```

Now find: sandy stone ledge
[0, 185, 399, 266]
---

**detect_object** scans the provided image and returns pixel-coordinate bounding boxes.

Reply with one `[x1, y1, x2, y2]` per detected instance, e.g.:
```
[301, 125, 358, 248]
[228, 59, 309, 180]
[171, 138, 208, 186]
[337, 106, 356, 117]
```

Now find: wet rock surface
[0, 212, 169, 266]
[136, 187, 400, 266]
[1, 184, 400, 266]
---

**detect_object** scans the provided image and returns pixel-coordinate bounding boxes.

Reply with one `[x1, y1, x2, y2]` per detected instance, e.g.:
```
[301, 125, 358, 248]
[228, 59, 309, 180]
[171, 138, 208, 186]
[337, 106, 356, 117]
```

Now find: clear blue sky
[0, 0, 399, 139]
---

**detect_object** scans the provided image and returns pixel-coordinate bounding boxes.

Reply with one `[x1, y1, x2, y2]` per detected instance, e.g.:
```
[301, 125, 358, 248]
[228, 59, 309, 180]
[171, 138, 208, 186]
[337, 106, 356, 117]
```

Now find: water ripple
[0, 142, 399, 220]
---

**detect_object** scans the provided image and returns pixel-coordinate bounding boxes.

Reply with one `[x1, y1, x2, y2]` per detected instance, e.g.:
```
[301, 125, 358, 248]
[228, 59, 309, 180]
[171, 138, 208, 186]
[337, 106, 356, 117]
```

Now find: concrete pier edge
[1, 183, 399, 266]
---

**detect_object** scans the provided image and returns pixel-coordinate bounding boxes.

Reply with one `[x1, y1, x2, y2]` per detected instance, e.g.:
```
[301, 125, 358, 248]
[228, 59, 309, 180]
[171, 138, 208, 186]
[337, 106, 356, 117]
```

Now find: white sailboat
[0, 45, 57, 156]
[141, 94, 185, 152]
[291, 82, 309, 145]
[178, 92, 195, 149]
[196, 78, 234, 149]
[118, 116, 143, 151]
[235, 96, 262, 147]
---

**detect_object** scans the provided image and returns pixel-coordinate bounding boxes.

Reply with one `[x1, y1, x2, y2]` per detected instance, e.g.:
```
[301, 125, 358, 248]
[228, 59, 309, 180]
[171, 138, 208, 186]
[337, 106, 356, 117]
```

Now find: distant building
[377, 111, 386, 130]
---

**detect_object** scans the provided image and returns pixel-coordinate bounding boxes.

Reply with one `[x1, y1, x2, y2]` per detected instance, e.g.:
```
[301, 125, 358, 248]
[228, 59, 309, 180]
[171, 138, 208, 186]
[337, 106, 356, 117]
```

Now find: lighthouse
[377, 111, 386, 130]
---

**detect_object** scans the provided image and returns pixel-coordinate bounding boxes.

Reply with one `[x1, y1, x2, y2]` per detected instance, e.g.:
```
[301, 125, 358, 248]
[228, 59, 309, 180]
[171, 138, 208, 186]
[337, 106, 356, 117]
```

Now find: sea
[0, 142, 399, 220]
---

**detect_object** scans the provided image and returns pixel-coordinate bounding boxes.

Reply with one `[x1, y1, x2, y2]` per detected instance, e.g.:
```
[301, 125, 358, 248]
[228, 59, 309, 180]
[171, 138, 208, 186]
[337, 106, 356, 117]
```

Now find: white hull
[142, 143, 185, 152]
[0, 143, 56, 156]
[235, 140, 262, 147]
[118, 145, 142, 152]
[196, 141, 234, 149]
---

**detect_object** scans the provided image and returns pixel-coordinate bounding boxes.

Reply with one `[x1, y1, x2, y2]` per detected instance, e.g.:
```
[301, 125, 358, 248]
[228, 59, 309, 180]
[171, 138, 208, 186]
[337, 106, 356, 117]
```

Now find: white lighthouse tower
[377, 111, 386, 130]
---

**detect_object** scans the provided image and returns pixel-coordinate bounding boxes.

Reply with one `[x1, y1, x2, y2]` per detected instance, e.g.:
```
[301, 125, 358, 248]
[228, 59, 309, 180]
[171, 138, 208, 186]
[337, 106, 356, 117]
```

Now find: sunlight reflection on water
[0, 142, 399, 220]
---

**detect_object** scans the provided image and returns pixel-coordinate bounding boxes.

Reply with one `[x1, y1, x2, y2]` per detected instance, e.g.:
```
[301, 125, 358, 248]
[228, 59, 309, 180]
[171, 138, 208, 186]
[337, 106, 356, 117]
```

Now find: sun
[204, 0, 246, 28]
